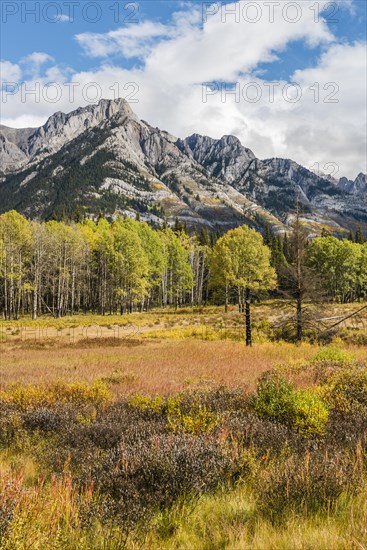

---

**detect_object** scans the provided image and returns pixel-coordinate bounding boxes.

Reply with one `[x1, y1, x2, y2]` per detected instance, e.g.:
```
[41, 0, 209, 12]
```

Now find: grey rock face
[0, 131, 29, 172]
[353, 173, 367, 194]
[27, 98, 136, 160]
[178, 133, 255, 183]
[338, 173, 367, 195]
[0, 98, 136, 172]
[0, 98, 366, 235]
[343, 173, 367, 195]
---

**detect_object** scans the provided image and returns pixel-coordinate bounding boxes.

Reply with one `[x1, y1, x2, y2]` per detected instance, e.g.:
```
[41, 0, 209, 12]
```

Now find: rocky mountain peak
[338, 172, 367, 195]
[177, 132, 256, 183]
[353, 172, 367, 194]
[220, 135, 241, 146]
[29, 98, 136, 157]
[0, 98, 137, 172]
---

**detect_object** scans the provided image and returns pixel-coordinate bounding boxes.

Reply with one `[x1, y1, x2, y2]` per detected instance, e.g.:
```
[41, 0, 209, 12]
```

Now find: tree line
[1, 210, 366, 343]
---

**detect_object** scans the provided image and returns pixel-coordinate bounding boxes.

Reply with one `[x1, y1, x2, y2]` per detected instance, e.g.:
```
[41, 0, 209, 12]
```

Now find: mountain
[0, 99, 133, 171]
[0, 98, 366, 236]
[338, 173, 367, 195]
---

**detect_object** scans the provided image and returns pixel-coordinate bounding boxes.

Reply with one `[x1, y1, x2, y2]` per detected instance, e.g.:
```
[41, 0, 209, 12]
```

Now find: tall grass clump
[257, 448, 364, 522]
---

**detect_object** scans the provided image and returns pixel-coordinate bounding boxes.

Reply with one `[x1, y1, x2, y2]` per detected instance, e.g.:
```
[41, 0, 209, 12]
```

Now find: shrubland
[1, 347, 367, 549]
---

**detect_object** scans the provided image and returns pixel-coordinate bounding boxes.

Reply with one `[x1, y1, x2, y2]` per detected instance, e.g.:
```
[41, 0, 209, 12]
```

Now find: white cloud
[20, 52, 55, 78]
[1, 0, 365, 178]
[144, 0, 335, 83]
[58, 14, 72, 23]
[21, 52, 55, 66]
[0, 60, 21, 82]
[75, 21, 172, 59]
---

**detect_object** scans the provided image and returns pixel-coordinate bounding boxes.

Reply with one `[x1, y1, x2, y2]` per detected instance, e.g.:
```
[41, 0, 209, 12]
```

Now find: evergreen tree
[263, 224, 272, 247]
[355, 226, 364, 244]
[283, 233, 291, 263]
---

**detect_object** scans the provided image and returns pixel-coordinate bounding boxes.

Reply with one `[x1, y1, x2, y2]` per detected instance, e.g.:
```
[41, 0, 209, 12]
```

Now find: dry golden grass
[1, 302, 366, 398]
[1, 300, 365, 330]
[1, 338, 366, 397]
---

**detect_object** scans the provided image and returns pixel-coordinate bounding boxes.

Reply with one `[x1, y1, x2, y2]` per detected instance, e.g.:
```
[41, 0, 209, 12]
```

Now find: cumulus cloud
[21, 52, 55, 66]
[20, 52, 55, 78]
[0, 60, 21, 82]
[1, 0, 365, 178]
[75, 21, 172, 59]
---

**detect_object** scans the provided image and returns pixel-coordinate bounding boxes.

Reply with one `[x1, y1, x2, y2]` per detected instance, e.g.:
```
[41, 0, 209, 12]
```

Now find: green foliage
[210, 225, 277, 344]
[311, 346, 355, 366]
[1, 209, 365, 320]
[319, 365, 367, 413]
[210, 225, 277, 294]
[129, 394, 164, 413]
[307, 237, 367, 302]
[252, 372, 329, 435]
[129, 393, 223, 434]
[0, 211, 201, 317]
[253, 373, 294, 421]
[0, 211, 33, 320]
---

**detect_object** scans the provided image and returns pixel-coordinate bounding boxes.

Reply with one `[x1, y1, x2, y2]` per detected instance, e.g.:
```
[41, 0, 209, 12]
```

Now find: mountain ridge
[0, 98, 366, 235]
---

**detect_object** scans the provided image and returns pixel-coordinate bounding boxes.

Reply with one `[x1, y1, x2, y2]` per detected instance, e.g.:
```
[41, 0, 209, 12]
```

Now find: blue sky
[2, 1, 366, 77]
[1, 1, 366, 178]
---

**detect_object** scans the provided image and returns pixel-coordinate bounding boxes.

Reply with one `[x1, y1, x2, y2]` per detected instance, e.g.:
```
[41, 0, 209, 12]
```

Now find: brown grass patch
[0, 339, 324, 396]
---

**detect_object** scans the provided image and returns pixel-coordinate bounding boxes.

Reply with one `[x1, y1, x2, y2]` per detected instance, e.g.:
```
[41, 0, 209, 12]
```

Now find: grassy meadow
[1, 302, 367, 549]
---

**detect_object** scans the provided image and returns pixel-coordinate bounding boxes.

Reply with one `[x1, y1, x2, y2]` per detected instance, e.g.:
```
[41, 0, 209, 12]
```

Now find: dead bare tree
[276, 205, 322, 342]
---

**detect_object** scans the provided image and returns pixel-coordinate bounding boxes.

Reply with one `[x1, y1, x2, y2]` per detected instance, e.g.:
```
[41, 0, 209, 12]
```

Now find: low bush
[177, 387, 248, 415]
[129, 388, 248, 435]
[167, 398, 221, 435]
[129, 394, 164, 413]
[90, 433, 234, 529]
[252, 372, 329, 436]
[319, 364, 367, 414]
[311, 346, 355, 366]
[0, 470, 24, 540]
[326, 408, 367, 448]
[0, 404, 23, 448]
[338, 328, 367, 346]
